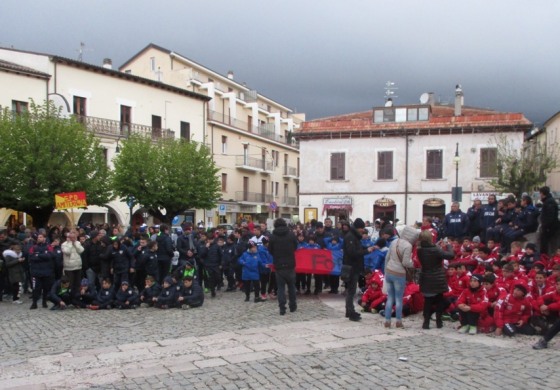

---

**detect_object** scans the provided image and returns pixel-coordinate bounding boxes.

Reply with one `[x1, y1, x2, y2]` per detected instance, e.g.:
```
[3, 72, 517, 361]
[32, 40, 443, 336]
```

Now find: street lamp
[115, 136, 122, 153]
[452, 142, 461, 202]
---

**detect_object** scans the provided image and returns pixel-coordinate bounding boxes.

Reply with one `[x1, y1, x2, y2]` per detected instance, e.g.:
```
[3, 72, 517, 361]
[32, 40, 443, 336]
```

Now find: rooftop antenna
[76, 42, 93, 62]
[384, 81, 398, 104]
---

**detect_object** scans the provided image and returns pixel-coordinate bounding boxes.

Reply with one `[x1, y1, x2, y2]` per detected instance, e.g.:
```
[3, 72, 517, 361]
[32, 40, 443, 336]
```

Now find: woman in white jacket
[61, 229, 84, 298]
[383, 226, 419, 328]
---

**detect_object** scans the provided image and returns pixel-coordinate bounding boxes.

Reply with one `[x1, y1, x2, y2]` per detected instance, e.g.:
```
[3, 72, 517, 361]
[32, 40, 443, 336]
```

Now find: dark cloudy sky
[1, 0, 559, 124]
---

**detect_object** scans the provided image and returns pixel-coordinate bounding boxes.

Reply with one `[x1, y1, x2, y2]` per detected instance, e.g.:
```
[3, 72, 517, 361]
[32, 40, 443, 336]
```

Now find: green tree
[0, 100, 112, 228]
[112, 135, 221, 224]
[491, 134, 558, 198]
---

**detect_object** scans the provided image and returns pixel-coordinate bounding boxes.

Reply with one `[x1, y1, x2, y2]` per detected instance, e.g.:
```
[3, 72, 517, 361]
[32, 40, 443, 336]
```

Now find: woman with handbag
[417, 230, 455, 329]
[383, 226, 419, 328]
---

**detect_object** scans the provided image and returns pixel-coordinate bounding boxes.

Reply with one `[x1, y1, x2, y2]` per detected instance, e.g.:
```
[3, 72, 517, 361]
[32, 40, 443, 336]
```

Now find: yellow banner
[55, 192, 87, 210]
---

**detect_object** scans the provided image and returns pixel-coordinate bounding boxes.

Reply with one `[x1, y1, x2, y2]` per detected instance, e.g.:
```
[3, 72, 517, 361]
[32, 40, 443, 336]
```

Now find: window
[330, 152, 345, 180]
[221, 136, 227, 154]
[426, 150, 443, 179]
[221, 173, 227, 192]
[261, 180, 267, 203]
[120, 105, 131, 135]
[73, 96, 86, 117]
[12, 100, 28, 114]
[377, 151, 393, 180]
[480, 148, 497, 178]
[152, 115, 162, 138]
[419, 107, 429, 121]
[180, 121, 190, 141]
[248, 115, 253, 132]
[275, 182, 279, 197]
[150, 57, 156, 71]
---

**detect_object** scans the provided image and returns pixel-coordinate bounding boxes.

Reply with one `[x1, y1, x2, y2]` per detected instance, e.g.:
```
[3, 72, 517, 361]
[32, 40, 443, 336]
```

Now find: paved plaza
[0, 290, 558, 390]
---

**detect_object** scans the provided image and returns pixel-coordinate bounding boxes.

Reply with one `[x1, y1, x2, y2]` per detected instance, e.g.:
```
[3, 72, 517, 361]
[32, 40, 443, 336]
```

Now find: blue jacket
[177, 281, 204, 307]
[515, 204, 539, 233]
[106, 244, 132, 274]
[28, 242, 54, 277]
[443, 210, 469, 238]
[481, 202, 498, 229]
[238, 251, 261, 281]
[140, 282, 161, 302]
[157, 285, 177, 306]
[96, 286, 115, 305]
[257, 246, 273, 274]
[114, 286, 139, 305]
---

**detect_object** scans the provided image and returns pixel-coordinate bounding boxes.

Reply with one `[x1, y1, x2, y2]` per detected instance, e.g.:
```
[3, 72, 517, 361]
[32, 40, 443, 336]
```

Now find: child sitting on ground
[456, 275, 490, 335]
[176, 276, 204, 308]
[140, 275, 161, 307]
[74, 278, 97, 309]
[494, 283, 535, 337]
[48, 275, 72, 310]
[358, 274, 386, 314]
[154, 276, 177, 309]
[114, 280, 139, 309]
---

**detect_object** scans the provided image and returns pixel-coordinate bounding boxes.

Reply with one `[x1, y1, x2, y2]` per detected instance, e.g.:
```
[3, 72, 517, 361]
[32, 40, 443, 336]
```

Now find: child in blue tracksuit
[238, 242, 265, 303]
[93, 278, 115, 309]
[325, 236, 344, 294]
[114, 280, 139, 309]
[258, 237, 274, 299]
[154, 276, 176, 309]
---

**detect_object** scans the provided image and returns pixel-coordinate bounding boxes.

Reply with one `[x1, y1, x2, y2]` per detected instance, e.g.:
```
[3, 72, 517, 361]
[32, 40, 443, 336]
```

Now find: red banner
[55, 191, 87, 210]
[295, 248, 335, 275]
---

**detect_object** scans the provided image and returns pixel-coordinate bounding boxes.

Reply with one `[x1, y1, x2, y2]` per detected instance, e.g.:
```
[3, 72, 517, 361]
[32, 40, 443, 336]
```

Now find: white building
[296, 90, 532, 226]
[119, 44, 303, 227]
[0, 47, 209, 229]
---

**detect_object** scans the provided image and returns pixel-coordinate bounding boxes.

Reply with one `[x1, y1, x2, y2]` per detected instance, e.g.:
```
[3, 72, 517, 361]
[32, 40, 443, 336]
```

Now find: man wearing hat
[343, 218, 375, 321]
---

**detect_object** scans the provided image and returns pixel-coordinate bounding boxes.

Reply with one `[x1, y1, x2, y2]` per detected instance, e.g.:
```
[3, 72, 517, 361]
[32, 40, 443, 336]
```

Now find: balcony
[282, 165, 299, 179]
[235, 155, 274, 173]
[235, 191, 273, 204]
[281, 196, 298, 206]
[79, 115, 175, 140]
[207, 109, 298, 147]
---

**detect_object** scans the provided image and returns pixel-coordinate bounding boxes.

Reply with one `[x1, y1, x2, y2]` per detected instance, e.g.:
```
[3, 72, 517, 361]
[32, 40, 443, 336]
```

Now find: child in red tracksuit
[535, 278, 560, 320]
[456, 275, 489, 335]
[495, 263, 519, 293]
[494, 283, 535, 337]
[358, 274, 386, 313]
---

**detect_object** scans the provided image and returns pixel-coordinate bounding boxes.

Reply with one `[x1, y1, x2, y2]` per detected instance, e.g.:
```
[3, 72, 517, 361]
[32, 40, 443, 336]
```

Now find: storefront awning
[322, 204, 353, 215]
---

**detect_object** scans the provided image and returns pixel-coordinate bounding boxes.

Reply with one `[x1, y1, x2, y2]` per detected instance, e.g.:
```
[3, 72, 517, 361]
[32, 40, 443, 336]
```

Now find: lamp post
[452, 142, 461, 202]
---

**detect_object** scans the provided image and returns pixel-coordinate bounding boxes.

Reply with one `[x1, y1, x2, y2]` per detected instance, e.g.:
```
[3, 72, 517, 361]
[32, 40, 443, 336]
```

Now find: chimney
[427, 92, 436, 106]
[227, 70, 234, 80]
[455, 84, 464, 116]
[102, 58, 112, 69]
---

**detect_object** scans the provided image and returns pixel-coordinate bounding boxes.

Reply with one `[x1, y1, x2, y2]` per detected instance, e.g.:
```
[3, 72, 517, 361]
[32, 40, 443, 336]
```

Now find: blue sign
[172, 215, 180, 225]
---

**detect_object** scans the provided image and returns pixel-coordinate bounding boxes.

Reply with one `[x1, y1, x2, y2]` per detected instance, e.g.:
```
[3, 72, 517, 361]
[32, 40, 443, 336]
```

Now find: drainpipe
[404, 130, 409, 225]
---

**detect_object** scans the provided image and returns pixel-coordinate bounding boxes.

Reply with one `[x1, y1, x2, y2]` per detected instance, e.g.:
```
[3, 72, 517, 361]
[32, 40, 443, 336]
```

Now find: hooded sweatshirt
[268, 225, 298, 270]
[384, 226, 419, 277]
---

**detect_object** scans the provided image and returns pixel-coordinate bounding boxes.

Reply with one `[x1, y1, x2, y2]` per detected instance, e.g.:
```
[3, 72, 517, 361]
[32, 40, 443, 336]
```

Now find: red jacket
[494, 294, 532, 327]
[448, 272, 470, 297]
[361, 286, 386, 309]
[495, 275, 519, 293]
[537, 290, 560, 312]
[484, 284, 507, 305]
[457, 287, 489, 313]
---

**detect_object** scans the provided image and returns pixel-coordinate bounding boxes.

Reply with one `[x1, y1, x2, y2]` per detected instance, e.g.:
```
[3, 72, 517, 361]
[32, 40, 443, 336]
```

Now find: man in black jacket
[268, 218, 298, 315]
[539, 186, 559, 255]
[343, 218, 374, 321]
[156, 224, 175, 285]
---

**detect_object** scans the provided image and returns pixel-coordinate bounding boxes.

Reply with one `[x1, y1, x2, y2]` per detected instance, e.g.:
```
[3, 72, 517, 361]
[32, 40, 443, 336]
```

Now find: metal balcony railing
[235, 156, 274, 172]
[207, 109, 299, 147]
[283, 165, 298, 177]
[79, 115, 175, 140]
[281, 196, 298, 206]
[235, 191, 273, 203]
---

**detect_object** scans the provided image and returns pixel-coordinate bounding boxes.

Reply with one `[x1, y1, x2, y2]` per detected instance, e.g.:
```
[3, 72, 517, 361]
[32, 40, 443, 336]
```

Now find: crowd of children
[2, 216, 560, 350]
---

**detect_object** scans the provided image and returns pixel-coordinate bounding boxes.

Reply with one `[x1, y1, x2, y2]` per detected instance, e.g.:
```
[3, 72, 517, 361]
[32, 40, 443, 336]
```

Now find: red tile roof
[297, 104, 532, 139]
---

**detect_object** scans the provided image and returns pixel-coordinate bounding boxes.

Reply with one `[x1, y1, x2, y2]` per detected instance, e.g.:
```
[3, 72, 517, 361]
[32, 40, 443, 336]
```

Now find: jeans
[384, 273, 406, 321]
[275, 268, 297, 310]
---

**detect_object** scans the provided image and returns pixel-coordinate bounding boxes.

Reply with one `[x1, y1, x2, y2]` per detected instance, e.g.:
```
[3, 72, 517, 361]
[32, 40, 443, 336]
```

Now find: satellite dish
[384, 98, 393, 107]
[419, 93, 429, 104]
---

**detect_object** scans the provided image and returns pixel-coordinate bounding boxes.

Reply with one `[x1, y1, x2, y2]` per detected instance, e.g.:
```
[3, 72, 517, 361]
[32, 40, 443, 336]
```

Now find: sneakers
[384, 321, 391, 328]
[469, 326, 477, 335]
[458, 325, 470, 334]
[42, 301, 48, 308]
[533, 338, 548, 350]
[289, 305, 297, 313]
[279, 307, 286, 316]
[244, 296, 250, 302]
[260, 294, 268, 301]
[254, 297, 265, 303]
[395, 321, 404, 329]
[30, 303, 38, 310]
[87, 305, 99, 310]
[12, 300, 23, 304]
